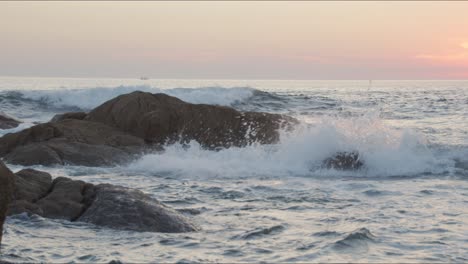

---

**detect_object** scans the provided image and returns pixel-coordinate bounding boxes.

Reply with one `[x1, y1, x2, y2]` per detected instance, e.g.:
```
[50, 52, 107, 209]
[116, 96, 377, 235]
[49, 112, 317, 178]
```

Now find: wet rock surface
[0, 113, 21, 130]
[323, 151, 364, 170]
[6, 166, 197, 233]
[86, 91, 297, 149]
[79, 184, 198, 233]
[0, 91, 297, 166]
[0, 119, 146, 166]
[0, 161, 14, 246]
[50, 112, 87, 123]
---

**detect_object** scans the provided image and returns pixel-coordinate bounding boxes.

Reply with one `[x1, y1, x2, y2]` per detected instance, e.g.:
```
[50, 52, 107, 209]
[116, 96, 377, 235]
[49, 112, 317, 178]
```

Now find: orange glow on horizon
[1, 1, 468, 79]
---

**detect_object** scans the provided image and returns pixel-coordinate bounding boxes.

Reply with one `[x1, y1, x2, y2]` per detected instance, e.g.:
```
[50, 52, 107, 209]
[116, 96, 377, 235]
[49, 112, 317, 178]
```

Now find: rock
[0, 113, 21, 129]
[0, 161, 14, 246]
[5, 165, 197, 233]
[13, 169, 52, 202]
[34, 177, 88, 221]
[8, 171, 86, 220]
[50, 112, 87, 122]
[323, 151, 364, 170]
[78, 184, 198, 233]
[86, 91, 297, 149]
[0, 119, 146, 166]
[1, 91, 298, 166]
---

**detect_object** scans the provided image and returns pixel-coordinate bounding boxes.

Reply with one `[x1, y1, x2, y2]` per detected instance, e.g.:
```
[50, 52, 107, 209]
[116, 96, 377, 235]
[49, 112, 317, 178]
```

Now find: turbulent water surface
[0, 77, 467, 263]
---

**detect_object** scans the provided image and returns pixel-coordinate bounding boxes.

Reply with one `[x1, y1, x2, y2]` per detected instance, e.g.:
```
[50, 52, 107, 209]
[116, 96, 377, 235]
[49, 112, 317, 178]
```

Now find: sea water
[0, 77, 467, 263]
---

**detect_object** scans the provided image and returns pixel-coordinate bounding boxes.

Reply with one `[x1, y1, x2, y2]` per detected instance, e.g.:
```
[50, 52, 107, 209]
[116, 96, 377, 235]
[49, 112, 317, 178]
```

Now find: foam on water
[9, 85, 256, 110]
[127, 113, 452, 179]
[1, 78, 468, 263]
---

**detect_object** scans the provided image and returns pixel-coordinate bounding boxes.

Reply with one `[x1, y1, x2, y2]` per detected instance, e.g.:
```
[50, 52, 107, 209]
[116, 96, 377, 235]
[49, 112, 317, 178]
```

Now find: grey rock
[0, 113, 21, 130]
[13, 169, 52, 202]
[323, 152, 364, 170]
[50, 112, 87, 122]
[78, 184, 198, 233]
[0, 119, 146, 166]
[5, 165, 198, 233]
[86, 91, 297, 149]
[34, 177, 88, 221]
[0, 161, 14, 246]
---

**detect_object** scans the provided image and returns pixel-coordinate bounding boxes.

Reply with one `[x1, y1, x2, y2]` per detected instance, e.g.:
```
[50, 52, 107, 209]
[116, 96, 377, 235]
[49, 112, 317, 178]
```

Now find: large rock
[35, 177, 88, 221]
[0, 113, 21, 130]
[0, 161, 14, 246]
[13, 169, 52, 202]
[78, 184, 198, 233]
[0, 91, 298, 166]
[7, 167, 197, 233]
[86, 91, 297, 149]
[0, 119, 146, 166]
[8, 170, 84, 220]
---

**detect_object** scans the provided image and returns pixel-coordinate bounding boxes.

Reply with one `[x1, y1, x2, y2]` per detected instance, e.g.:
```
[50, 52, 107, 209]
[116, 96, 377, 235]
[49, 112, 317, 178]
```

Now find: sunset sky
[1, 1, 468, 79]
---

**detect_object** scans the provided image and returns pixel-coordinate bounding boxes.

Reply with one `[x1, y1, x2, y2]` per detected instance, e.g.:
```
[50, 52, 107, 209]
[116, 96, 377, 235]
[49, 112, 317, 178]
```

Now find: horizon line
[1, 75, 468, 82]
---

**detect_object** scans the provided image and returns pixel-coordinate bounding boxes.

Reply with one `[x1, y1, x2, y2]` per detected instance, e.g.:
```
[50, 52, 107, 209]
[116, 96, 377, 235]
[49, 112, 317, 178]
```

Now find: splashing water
[1, 78, 468, 263]
[127, 113, 450, 179]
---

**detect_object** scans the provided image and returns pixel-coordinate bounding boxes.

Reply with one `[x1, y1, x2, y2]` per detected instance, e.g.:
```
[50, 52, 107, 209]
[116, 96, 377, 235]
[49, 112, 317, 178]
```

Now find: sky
[1, 1, 468, 79]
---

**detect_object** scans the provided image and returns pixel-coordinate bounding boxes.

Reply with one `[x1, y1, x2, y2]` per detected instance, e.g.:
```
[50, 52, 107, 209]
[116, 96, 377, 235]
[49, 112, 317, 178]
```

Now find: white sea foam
[16, 86, 255, 110]
[126, 114, 451, 178]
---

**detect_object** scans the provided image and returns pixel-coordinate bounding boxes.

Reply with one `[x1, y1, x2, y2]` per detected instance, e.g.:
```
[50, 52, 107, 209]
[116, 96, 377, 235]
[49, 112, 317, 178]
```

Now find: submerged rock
[0, 161, 14, 246]
[86, 91, 297, 149]
[323, 152, 364, 170]
[79, 184, 198, 233]
[6, 166, 197, 233]
[0, 113, 21, 130]
[0, 119, 146, 166]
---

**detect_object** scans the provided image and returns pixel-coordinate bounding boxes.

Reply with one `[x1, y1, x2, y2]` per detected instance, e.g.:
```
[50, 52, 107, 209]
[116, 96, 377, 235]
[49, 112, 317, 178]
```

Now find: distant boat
[140, 76, 149, 80]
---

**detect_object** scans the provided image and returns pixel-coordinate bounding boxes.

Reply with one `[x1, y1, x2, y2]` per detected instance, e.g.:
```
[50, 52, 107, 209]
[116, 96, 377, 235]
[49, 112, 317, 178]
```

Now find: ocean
[0, 77, 467, 263]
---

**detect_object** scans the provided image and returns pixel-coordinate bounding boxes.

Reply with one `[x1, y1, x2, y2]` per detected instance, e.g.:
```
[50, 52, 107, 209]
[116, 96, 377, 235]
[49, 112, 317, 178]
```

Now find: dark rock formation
[0, 119, 146, 166]
[0, 91, 297, 166]
[34, 177, 88, 221]
[7, 167, 197, 233]
[79, 184, 198, 233]
[0, 161, 14, 246]
[12, 169, 52, 202]
[50, 112, 87, 123]
[323, 152, 364, 170]
[86, 91, 297, 149]
[0, 113, 21, 130]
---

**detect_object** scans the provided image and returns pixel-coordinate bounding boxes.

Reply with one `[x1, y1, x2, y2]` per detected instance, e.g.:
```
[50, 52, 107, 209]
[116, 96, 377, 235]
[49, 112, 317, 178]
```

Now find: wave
[125, 113, 459, 179]
[0, 85, 259, 111]
[332, 228, 376, 250]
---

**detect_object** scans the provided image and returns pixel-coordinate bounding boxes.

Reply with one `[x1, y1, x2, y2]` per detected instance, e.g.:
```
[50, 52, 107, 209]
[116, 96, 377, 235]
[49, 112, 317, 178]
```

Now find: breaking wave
[126, 113, 458, 179]
[0, 85, 259, 111]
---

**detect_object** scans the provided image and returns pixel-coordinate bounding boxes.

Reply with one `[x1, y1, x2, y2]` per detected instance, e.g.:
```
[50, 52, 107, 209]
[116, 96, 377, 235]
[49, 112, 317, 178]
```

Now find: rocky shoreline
[1, 162, 197, 235]
[0, 91, 296, 166]
[0, 91, 363, 247]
